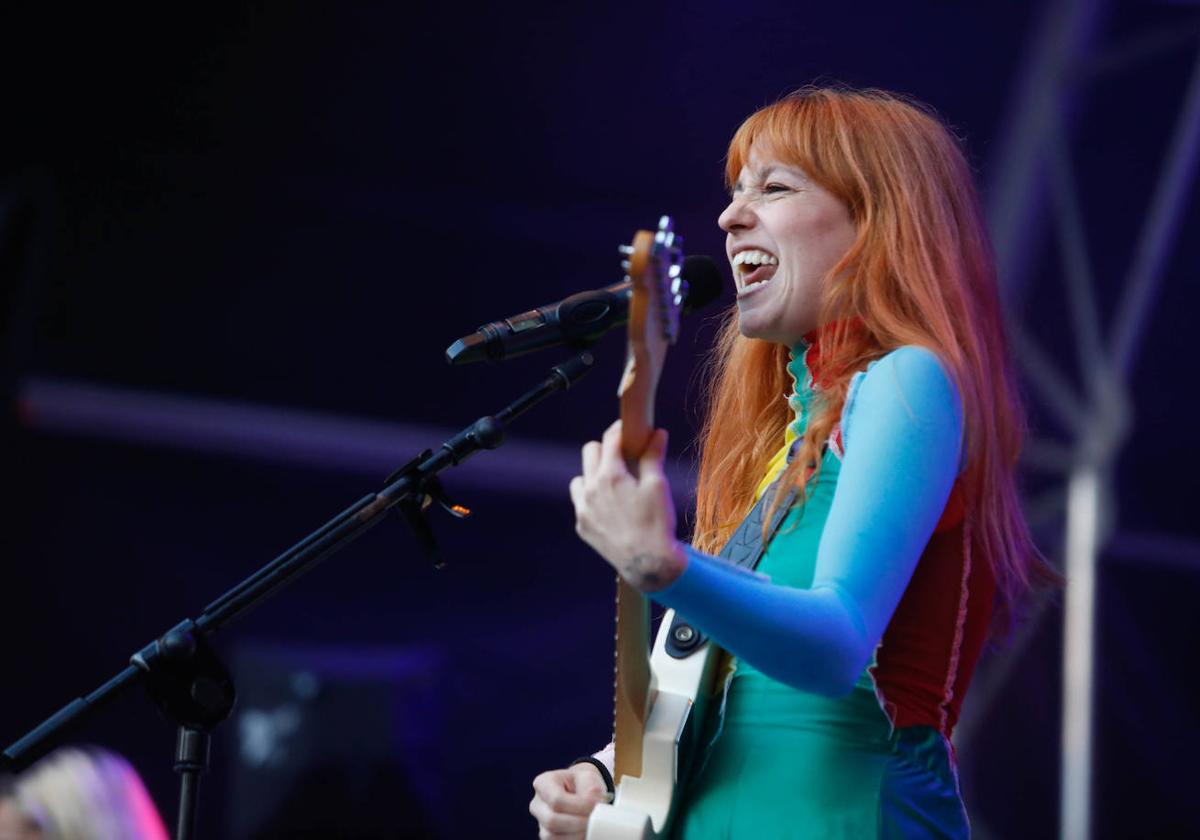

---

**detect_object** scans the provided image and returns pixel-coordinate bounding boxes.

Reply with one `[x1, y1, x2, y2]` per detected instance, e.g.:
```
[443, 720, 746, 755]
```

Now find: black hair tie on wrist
[569, 756, 615, 797]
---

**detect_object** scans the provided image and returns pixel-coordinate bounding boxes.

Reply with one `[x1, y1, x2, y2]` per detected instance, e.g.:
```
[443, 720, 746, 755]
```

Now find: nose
[718, 194, 754, 233]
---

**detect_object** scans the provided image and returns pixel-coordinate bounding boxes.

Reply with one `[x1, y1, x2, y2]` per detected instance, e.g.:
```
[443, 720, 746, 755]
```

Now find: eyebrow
[732, 165, 805, 194]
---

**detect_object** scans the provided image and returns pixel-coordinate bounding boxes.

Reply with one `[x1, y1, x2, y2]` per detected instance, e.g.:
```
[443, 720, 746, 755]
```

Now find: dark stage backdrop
[2, 3, 1198, 837]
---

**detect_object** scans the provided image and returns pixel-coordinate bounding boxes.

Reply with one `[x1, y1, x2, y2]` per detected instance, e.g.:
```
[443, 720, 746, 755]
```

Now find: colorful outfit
[648, 336, 993, 838]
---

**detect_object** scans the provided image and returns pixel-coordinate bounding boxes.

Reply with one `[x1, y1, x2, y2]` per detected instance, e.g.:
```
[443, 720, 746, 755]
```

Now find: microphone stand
[1, 352, 596, 840]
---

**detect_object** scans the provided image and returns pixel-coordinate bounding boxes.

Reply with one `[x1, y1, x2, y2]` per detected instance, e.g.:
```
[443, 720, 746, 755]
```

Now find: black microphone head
[681, 255, 723, 313]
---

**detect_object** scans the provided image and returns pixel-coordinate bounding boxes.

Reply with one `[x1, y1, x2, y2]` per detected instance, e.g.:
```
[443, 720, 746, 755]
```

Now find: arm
[651, 346, 964, 695]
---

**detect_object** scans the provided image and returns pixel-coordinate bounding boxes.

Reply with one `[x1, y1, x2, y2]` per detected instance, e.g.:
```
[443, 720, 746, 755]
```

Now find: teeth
[733, 250, 779, 269]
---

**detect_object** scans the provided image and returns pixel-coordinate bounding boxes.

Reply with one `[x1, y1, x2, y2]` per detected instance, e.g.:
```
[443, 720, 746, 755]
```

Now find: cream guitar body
[586, 610, 719, 840]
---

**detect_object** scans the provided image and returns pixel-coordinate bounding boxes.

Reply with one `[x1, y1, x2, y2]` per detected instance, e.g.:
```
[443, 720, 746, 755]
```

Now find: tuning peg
[668, 264, 681, 278]
[618, 244, 635, 256]
[621, 259, 631, 271]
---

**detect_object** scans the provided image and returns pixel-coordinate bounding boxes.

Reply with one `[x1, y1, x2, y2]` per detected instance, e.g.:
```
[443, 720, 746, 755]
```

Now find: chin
[735, 314, 764, 341]
[736, 322, 780, 344]
[735, 292, 813, 346]
[735, 315, 795, 345]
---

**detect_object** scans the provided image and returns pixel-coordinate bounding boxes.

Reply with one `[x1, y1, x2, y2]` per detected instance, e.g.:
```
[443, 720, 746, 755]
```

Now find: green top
[669, 342, 967, 839]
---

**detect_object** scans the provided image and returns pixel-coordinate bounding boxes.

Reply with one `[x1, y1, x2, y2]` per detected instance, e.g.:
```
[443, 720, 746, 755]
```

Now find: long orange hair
[691, 86, 1054, 633]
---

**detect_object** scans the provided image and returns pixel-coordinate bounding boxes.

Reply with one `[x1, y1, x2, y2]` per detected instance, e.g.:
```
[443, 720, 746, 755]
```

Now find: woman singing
[530, 86, 1054, 838]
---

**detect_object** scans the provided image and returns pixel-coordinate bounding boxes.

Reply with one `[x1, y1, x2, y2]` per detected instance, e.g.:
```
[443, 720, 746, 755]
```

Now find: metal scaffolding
[962, 2, 1200, 838]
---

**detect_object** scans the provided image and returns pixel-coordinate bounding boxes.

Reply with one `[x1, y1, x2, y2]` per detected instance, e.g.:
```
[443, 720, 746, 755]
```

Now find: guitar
[586, 218, 721, 840]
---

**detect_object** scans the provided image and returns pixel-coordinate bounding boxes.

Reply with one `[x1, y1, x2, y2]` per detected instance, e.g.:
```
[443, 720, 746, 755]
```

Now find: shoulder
[850, 346, 959, 411]
[842, 345, 963, 447]
[872, 345, 957, 396]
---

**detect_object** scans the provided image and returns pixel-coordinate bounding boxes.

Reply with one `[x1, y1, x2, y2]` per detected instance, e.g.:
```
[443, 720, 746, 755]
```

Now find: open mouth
[733, 249, 779, 292]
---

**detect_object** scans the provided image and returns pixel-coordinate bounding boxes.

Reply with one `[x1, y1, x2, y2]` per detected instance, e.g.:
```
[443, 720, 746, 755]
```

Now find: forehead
[732, 143, 811, 186]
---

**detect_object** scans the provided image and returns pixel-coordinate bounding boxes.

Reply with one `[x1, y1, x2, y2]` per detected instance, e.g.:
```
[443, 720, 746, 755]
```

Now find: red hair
[692, 87, 1055, 633]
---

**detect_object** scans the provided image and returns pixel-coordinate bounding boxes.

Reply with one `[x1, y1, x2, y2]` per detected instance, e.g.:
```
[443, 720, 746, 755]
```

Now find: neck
[790, 318, 868, 389]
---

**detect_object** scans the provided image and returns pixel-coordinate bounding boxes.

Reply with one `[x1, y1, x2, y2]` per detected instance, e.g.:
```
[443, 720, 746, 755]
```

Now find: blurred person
[0, 747, 168, 840]
[530, 86, 1056, 838]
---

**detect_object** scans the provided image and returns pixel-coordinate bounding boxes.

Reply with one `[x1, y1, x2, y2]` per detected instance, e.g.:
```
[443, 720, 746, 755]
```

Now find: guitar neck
[618, 358, 659, 465]
[613, 578, 651, 781]
[608, 218, 682, 786]
[613, 362, 656, 782]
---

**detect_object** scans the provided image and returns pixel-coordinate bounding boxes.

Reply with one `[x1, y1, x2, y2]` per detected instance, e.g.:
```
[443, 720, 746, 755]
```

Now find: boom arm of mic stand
[1, 351, 595, 779]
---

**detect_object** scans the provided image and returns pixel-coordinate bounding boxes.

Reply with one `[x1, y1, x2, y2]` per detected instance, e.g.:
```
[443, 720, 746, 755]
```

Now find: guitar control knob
[667, 619, 703, 658]
[673, 625, 696, 645]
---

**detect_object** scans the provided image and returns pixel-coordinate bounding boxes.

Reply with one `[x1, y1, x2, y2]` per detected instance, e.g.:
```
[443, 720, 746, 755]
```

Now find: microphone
[445, 255, 723, 365]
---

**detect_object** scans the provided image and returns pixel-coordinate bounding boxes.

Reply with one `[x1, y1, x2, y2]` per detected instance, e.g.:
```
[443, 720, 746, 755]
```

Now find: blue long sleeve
[653, 345, 964, 696]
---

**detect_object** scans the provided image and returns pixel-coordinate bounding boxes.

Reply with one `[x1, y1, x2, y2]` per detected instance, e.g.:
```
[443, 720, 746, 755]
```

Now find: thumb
[570, 762, 608, 797]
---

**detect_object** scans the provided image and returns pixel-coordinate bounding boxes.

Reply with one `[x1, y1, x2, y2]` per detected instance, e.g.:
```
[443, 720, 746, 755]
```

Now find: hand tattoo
[622, 553, 676, 592]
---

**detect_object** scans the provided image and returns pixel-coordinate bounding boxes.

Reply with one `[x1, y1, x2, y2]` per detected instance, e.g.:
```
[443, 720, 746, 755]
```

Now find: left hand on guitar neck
[569, 420, 688, 593]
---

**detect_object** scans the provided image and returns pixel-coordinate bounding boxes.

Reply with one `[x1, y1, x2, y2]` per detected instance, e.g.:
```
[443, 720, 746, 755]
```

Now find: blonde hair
[3, 747, 168, 840]
[693, 86, 1056, 632]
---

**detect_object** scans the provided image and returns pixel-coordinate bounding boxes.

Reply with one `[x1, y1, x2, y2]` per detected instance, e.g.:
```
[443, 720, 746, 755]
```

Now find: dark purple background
[2, 3, 1197, 837]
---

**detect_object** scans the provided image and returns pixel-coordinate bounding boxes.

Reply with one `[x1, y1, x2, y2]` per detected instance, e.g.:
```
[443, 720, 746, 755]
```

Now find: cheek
[817, 206, 857, 252]
[795, 214, 854, 273]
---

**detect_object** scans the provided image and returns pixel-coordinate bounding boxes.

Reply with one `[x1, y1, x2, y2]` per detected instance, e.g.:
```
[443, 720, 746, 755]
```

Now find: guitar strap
[665, 439, 804, 659]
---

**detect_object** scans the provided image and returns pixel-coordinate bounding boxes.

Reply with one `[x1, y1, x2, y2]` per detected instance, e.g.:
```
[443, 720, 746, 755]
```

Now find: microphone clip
[386, 451, 473, 570]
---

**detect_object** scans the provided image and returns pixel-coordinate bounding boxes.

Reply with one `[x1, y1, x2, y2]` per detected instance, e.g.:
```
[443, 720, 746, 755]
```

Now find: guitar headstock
[621, 215, 686, 346]
[618, 215, 686, 462]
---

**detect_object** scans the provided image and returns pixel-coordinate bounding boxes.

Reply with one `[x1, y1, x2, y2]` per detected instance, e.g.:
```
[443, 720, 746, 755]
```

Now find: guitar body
[586, 611, 719, 839]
